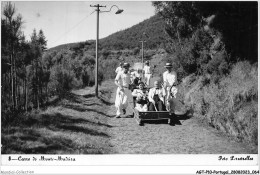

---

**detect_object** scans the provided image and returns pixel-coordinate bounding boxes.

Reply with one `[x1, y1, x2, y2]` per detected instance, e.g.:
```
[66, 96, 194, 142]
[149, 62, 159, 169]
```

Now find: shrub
[183, 76, 205, 115]
[133, 47, 140, 55]
[82, 67, 95, 86]
[223, 61, 258, 110]
[49, 65, 75, 95]
[72, 77, 83, 88]
[101, 59, 118, 80]
[206, 50, 229, 75]
[183, 61, 258, 145]
[101, 49, 110, 59]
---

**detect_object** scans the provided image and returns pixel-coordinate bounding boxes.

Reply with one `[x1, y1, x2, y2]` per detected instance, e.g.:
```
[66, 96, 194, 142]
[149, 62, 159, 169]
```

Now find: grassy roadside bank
[178, 61, 258, 150]
[1, 80, 115, 154]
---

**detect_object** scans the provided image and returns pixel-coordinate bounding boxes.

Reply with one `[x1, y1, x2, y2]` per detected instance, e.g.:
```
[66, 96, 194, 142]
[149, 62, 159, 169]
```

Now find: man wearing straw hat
[163, 63, 178, 112]
[114, 63, 132, 118]
[143, 60, 152, 87]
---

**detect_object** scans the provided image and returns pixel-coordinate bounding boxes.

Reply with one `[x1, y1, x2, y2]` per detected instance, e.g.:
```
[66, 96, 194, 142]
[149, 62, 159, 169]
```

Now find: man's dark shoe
[115, 115, 121, 118]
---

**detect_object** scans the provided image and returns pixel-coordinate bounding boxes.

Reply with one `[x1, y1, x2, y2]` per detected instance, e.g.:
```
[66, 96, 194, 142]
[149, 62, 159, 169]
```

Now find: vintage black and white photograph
[1, 0, 258, 158]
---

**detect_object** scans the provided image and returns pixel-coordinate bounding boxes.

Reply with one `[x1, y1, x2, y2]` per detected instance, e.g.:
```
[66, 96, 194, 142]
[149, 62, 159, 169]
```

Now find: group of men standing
[114, 61, 177, 118]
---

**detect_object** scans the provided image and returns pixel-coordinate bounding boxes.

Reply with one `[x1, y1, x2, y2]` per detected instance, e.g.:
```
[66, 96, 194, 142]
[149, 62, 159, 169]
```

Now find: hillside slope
[100, 15, 168, 50]
[48, 15, 168, 52]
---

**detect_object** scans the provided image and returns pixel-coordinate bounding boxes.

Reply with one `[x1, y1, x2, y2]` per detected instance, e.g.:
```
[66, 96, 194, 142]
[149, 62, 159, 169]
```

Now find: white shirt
[131, 70, 141, 79]
[148, 87, 166, 103]
[135, 71, 141, 78]
[115, 71, 131, 87]
[132, 89, 148, 98]
[143, 65, 151, 74]
[115, 66, 123, 74]
[163, 71, 177, 87]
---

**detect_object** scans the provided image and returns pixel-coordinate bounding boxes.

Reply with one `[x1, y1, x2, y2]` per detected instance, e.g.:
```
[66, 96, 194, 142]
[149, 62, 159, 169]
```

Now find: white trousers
[115, 87, 132, 115]
[166, 86, 178, 112]
[144, 74, 152, 87]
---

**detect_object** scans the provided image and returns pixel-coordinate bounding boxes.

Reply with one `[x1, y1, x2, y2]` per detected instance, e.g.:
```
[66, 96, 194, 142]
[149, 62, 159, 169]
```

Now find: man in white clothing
[163, 63, 178, 112]
[148, 80, 166, 111]
[115, 62, 123, 75]
[143, 61, 152, 87]
[114, 63, 132, 118]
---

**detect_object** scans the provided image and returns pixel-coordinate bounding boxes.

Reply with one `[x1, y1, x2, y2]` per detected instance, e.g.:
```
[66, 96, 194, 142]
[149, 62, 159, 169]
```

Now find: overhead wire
[51, 10, 96, 46]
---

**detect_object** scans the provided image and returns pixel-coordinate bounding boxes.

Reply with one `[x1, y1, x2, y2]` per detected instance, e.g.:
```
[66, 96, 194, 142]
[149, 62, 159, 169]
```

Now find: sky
[2, 1, 156, 48]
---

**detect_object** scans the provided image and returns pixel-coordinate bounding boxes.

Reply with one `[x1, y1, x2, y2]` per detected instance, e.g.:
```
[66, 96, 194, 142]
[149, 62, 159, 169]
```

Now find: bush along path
[1, 80, 257, 154]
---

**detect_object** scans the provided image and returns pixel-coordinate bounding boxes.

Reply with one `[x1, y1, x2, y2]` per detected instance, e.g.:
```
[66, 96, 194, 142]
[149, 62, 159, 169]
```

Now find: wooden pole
[91, 4, 106, 97]
[139, 40, 146, 80]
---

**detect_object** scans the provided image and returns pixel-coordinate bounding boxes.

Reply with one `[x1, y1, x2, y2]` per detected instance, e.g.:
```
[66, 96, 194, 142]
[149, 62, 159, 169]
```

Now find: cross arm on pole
[90, 4, 106, 8]
[90, 4, 106, 12]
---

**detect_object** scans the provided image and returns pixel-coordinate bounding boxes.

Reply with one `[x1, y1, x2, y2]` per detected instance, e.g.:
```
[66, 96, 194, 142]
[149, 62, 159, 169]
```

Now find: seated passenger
[130, 69, 136, 83]
[132, 82, 148, 112]
[129, 69, 141, 91]
[135, 69, 142, 85]
[148, 80, 166, 111]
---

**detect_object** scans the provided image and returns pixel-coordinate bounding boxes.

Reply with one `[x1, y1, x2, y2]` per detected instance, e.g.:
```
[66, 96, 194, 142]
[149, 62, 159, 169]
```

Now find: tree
[15, 34, 32, 111]
[153, 1, 258, 63]
[38, 29, 47, 51]
[152, 1, 257, 78]
[37, 29, 48, 105]
[2, 2, 24, 110]
[29, 29, 47, 109]
[1, 2, 51, 113]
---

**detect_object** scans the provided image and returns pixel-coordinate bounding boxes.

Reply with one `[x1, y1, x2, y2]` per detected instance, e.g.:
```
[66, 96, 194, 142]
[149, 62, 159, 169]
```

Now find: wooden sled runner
[133, 109, 173, 126]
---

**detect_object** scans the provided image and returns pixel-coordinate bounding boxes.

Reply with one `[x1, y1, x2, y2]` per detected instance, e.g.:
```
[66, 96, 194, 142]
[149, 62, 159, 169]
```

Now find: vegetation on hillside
[99, 15, 169, 50]
[153, 1, 257, 76]
[153, 1, 258, 146]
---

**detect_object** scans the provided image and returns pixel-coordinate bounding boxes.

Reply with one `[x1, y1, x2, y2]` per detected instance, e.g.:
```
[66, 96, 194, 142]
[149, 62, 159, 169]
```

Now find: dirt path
[105, 83, 256, 154]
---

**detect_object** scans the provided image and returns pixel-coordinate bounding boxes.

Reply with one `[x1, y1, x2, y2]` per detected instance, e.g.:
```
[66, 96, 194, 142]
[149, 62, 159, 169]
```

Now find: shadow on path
[64, 103, 114, 118]
[40, 113, 113, 128]
[2, 105, 112, 154]
[98, 96, 114, 106]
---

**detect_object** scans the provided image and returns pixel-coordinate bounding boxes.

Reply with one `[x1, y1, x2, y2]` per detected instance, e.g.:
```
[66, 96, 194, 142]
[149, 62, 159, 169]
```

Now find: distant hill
[48, 42, 77, 52]
[48, 40, 95, 52]
[99, 14, 168, 50]
[48, 15, 168, 52]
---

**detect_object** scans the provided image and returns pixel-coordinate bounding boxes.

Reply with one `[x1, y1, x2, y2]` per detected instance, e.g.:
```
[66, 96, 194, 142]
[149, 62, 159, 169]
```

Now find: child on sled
[132, 82, 149, 112]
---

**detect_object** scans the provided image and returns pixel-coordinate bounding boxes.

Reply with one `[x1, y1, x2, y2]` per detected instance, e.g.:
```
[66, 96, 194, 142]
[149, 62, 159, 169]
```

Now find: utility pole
[90, 4, 106, 97]
[139, 40, 146, 79]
